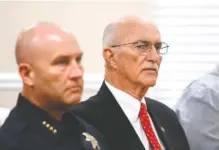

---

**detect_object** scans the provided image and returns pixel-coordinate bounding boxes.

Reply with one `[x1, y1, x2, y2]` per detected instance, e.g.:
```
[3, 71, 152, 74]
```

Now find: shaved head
[15, 22, 78, 64]
[102, 15, 159, 47]
[16, 22, 83, 118]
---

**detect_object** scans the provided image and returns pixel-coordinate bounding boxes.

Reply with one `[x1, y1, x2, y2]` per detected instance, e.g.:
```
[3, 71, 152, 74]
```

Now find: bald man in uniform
[72, 16, 190, 150]
[0, 22, 108, 150]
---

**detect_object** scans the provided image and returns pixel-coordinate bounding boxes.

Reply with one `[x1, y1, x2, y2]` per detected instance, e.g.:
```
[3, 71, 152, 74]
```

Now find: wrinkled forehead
[117, 22, 161, 43]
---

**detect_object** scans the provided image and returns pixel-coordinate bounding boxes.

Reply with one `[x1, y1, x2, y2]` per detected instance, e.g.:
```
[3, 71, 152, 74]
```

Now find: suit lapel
[98, 83, 146, 150]
[146, 98, 173, 150]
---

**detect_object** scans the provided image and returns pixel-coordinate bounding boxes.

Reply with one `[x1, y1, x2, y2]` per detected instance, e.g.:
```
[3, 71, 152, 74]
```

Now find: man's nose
[147, 45, 160, 62]
[69, 62, 83, 79]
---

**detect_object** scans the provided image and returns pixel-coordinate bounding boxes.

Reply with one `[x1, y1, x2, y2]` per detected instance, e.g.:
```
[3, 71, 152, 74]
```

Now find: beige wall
[0, 1, 152, 108]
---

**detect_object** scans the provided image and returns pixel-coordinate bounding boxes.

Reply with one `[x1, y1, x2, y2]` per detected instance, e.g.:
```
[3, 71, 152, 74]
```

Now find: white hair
[102, 15, 154, 49]
[102, 22, 119, 47]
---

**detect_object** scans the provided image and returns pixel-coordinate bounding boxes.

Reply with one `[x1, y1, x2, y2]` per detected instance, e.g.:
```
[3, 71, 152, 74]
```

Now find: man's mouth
[143, 68, 157, 72]
[68, 86, 82, 92]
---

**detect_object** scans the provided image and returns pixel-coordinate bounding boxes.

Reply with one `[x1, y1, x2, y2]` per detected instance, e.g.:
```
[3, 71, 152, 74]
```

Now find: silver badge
[82, 132, 100, 150]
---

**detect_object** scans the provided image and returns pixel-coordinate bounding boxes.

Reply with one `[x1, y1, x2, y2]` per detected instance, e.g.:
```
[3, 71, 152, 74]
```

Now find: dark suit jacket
[72, 82, 190, 150]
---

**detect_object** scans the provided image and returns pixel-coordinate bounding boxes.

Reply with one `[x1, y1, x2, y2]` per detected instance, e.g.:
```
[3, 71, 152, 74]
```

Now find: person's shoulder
[186, 72, 219, 91]
[71, 94, 100, 117]
[146, 97, 171, 110]
[146, 98, 187, 134]
[146, 97, 176, 116]
[0, 108, 27, 149]
[73, 94, 101, 111]
[179, 72, 219, 102]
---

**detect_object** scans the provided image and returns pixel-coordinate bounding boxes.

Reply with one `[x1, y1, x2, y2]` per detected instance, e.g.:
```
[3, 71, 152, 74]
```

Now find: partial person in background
[72, 15, 190, 150]
[175, 64, 219, 150]
[0, 22, 108, 150]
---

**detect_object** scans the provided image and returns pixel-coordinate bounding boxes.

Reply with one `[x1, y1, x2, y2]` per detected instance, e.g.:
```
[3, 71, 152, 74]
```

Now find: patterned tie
[139, 103, 161, 150]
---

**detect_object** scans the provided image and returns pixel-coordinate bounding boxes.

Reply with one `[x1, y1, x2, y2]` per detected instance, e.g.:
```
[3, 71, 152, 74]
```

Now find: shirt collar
[105, 81, 146, 124]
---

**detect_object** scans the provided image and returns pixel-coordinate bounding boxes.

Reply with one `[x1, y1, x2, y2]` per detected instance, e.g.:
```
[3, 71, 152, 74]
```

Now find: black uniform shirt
[0, 94, 107, 150]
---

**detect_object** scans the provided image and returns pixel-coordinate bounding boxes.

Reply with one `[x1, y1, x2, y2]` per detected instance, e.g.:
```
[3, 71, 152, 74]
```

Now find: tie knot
[139, 103, 147, 116]
[140, 102, 147, 110]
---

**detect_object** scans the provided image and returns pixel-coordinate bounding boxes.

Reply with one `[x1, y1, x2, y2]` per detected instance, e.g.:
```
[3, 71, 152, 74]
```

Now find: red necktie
[139, 103, 161, 150]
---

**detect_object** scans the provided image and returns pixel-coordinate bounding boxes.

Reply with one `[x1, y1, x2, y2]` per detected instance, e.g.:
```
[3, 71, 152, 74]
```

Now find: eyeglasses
[110, 40, 169, 55]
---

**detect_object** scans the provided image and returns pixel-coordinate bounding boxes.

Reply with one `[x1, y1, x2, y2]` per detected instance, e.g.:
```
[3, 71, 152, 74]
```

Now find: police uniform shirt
[0, 94, 106, 150]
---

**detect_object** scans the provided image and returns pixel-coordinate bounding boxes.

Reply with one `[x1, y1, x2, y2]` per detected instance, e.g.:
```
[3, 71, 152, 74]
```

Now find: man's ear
[103, 47, 117, 69]
[18, 63, 35, 86]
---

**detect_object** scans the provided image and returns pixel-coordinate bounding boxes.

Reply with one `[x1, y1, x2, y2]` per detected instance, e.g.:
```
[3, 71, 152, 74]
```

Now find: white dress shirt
[105, 81, 165, 150]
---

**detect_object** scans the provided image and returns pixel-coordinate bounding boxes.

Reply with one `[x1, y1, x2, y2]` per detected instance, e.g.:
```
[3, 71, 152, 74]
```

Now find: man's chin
[142, 80, 157, 87]
[65, 94, 82, 105]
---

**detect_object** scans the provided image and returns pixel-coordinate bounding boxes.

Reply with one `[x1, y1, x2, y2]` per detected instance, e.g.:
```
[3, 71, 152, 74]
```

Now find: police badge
[82, 132, 100, 150]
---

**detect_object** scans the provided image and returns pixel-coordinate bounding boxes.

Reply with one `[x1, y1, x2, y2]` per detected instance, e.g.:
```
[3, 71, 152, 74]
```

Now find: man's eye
[135, 41, 150, 49]
[76, 56, 82, 64]
[154, 43, 162, 50]
[57, 59, 69, 65]
[136, 45, 147, 50]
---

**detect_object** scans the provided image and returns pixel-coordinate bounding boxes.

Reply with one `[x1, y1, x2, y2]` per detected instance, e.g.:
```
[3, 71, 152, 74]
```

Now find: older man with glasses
[72, 15, 190, 150]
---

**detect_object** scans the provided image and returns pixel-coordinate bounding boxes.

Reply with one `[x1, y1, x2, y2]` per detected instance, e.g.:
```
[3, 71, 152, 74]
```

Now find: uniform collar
[15, 93, 85, 136]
